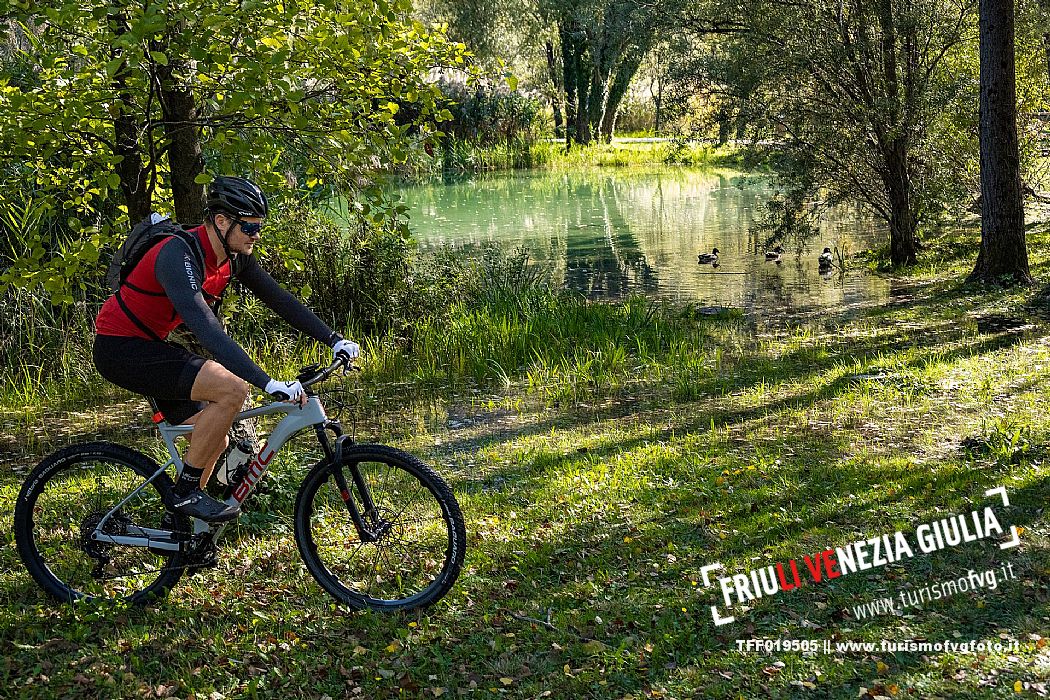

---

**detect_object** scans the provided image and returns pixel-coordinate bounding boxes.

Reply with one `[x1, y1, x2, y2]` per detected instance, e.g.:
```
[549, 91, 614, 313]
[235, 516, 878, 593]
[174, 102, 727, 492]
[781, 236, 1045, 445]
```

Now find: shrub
[232, 199, 415, 338]
[437, 80, 543, 146]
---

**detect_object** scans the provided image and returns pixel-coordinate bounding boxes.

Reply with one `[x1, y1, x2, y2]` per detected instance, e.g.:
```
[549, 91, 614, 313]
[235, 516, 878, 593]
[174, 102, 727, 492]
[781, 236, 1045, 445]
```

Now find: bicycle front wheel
[294, 444, 466, 611]
[13, 442, 188, 604]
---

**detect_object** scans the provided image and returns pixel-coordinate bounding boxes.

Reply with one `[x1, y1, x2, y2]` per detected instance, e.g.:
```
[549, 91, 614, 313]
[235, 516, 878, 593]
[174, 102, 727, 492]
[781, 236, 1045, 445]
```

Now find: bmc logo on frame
[232, 445, 275, 502]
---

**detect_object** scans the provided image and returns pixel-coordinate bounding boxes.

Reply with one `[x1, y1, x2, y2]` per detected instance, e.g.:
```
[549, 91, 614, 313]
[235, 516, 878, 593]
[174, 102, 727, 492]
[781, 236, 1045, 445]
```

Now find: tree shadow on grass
[445, 446, 1048, 698]
[2, 273, 1049, 697]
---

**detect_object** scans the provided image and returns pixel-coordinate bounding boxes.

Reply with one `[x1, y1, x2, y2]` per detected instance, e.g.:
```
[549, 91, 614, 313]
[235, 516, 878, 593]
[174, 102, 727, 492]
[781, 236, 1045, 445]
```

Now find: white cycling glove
[332, 337, 360, 364]
[265, 379, 305, 403]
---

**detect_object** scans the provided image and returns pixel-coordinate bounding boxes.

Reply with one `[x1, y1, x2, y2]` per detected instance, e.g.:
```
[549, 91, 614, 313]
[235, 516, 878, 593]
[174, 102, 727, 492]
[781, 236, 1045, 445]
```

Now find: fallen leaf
[581, 640, 608, 654]
[499, 677, 514, 686]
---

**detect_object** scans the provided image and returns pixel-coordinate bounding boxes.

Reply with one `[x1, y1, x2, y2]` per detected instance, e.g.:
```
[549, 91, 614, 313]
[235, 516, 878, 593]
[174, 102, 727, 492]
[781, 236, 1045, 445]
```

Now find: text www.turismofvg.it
[850, 562, 1019, 620]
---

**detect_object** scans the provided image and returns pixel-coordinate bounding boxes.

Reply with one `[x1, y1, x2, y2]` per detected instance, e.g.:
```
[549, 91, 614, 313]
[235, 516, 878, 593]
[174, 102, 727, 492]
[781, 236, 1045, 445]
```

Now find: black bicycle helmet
[206, 176, 269, 218]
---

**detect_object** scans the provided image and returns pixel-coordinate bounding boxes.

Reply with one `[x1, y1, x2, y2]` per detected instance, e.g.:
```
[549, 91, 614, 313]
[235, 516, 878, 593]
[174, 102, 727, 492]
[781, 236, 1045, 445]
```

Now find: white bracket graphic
[700, 563, 735, 626]
[985, 485, 1021, 550]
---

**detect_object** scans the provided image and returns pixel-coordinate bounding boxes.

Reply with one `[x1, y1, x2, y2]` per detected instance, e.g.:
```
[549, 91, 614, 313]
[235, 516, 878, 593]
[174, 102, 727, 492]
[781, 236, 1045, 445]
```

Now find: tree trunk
[110, 15, 151, 223]
[599, 103, 617, 142]
[882, 140, 919, 266]
[969, 0, 1031, 284]
[545, 40, 564, 139]
[113, 95, 151, 223]
[560, 21, 580, 148]
[575, 52, 592, 145]
[651, 70, 663, 136]
[588, 67, 608, 142]
[717, 117, 731, 145]
[157, 57, 206, 224]
[600, 47, 646, 141]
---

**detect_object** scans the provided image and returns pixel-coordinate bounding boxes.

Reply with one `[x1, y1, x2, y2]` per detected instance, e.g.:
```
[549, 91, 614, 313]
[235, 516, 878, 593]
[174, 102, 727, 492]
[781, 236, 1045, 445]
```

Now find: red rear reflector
[152, 412, 164, 423]
[340, 489, 351, 502]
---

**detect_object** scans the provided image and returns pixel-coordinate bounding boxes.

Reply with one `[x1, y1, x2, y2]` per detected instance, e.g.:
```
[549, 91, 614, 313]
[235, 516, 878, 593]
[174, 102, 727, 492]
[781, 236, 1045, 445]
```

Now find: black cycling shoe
[167, 488, 241, 523]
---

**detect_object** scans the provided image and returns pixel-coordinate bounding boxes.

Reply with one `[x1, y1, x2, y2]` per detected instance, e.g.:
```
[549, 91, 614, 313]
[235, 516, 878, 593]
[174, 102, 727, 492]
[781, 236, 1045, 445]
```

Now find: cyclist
[93, 176, 359, 523]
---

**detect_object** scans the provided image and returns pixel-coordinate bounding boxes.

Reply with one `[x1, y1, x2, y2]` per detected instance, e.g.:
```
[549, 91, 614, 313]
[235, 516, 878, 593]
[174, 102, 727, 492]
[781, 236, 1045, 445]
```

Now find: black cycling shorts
[93, 334, 207, 424]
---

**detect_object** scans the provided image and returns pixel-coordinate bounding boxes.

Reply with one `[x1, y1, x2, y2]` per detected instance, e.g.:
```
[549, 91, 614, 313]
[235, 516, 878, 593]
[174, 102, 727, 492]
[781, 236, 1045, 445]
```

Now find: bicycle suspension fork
[314, 422, 385, 543]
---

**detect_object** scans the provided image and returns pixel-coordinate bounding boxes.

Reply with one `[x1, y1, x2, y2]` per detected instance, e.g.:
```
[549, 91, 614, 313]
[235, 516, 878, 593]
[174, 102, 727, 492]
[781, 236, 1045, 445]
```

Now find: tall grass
[0, 289, 102, 410]
[438, 136, 552, 172]
[542, 141, 744, 170]
[402, 139, 747, 177]
[359, 248, 734, 404]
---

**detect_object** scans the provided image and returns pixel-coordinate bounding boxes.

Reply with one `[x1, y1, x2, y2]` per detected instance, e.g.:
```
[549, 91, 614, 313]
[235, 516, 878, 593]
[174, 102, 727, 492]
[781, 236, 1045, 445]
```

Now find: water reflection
[391, 168, 891, 313]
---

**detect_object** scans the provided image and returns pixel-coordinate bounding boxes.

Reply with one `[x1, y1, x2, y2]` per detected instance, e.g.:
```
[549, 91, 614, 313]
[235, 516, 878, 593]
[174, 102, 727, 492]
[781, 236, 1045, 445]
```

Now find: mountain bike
[13, 359, 466, 611]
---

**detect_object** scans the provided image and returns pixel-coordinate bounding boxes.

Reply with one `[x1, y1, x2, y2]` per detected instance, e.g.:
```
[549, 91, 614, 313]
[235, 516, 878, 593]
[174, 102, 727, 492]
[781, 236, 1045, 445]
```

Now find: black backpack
[106, 214, 240, 340]
[106, 215, 205, 294]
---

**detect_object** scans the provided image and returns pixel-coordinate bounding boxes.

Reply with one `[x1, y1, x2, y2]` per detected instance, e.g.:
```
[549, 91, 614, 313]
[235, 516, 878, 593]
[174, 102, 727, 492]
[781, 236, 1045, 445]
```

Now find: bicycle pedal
[185, 538, 219, 575]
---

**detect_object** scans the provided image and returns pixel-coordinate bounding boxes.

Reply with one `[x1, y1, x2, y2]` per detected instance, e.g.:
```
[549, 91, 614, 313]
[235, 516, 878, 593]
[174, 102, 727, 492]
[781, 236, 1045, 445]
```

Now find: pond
[391, 167, 892, 317]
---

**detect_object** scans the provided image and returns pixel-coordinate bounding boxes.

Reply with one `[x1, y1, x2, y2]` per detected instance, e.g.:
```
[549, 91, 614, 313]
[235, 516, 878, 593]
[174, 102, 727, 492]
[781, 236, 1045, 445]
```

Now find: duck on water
[698, 247, 720, 264]
[819, 247, 834, 270]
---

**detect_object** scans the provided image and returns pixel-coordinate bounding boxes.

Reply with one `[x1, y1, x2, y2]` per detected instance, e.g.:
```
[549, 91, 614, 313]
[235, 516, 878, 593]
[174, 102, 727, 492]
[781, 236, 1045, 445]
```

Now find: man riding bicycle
[93, 176, 359, 523]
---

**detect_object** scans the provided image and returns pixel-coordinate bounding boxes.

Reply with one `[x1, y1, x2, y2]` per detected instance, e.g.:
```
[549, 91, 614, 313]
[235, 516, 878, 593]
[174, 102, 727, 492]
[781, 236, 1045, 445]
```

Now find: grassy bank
[1, 224, 1049, 699]
[419, 138, 746, 175]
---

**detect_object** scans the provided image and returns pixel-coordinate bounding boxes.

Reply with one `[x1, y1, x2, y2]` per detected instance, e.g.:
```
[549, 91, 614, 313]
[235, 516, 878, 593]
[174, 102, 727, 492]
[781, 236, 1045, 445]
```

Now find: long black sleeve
[154, 239, 271, 390]
[234, 254, 337, 345]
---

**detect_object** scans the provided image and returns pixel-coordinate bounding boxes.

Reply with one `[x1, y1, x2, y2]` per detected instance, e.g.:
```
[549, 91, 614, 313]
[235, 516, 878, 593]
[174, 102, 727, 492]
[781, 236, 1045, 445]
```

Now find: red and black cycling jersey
[97, 226, 233, 340]
[95, 225, 336, 390]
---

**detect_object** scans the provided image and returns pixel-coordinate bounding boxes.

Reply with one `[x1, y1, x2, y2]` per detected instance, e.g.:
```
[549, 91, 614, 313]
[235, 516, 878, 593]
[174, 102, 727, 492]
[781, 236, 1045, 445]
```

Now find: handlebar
[297, 358, 359, 389]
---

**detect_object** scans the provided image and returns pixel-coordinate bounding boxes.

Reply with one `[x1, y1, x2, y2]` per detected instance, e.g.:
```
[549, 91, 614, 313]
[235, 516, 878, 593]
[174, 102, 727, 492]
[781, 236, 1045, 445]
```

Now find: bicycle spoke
[297, 447, 463, 610]
[363, 544, 383, 599]
[17, 446, 186, 603]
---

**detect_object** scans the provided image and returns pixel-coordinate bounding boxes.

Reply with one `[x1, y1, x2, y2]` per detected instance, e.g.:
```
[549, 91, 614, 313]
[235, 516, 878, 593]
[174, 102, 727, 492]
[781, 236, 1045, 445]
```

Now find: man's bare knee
[192, 361, 250, 407]
[218, 378, 249, 410]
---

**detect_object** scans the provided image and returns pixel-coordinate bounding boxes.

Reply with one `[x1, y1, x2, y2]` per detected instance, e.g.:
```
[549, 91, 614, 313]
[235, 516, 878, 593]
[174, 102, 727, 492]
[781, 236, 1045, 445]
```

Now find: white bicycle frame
[91, 397, 329, 551]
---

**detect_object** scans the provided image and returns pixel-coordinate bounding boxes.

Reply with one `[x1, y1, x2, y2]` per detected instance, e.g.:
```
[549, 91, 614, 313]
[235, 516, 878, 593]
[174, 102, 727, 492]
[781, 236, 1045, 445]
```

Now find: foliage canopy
[0, 0, 465, 303]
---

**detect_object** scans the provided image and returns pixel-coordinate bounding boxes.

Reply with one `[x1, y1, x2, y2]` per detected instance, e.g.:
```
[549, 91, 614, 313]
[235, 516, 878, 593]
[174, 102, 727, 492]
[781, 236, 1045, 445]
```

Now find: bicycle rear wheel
[13, 442, 188, 604]
[294, 443, 466, 611]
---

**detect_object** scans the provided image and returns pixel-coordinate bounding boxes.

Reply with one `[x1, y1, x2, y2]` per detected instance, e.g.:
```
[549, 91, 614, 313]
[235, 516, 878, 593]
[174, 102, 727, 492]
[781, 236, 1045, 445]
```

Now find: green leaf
[150, 51, 169, 66]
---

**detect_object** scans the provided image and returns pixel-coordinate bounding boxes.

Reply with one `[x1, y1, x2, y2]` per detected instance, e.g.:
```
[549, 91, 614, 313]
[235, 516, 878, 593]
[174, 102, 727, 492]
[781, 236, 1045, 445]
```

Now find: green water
[393, 167, 892, 316]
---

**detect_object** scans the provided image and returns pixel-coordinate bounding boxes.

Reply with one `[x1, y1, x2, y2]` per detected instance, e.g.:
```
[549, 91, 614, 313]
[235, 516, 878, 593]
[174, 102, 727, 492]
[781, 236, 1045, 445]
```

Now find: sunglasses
[234, 219, 263, 237]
